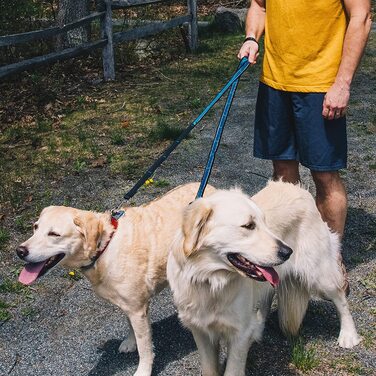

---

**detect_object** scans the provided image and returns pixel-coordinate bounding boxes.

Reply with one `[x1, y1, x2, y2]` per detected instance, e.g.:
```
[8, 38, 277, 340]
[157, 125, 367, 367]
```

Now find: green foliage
[0, 228, 10, 249]
[291, 338, 319, 372]
[149, 122, 184, 142]
[0, 1, 54, 34]
[110, 129, 126, 146]
[0, 278, 26, 294]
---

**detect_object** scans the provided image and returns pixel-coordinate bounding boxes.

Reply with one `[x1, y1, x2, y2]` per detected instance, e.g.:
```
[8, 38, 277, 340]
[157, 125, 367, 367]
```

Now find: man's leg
[311, 170, 349, 295]
[310, 171, 347, 238]
[272, 160, 300, 184]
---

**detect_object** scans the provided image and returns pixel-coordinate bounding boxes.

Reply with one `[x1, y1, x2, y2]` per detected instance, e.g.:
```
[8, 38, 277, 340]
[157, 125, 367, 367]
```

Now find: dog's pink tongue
[256, 266, 279, 287]
[18, 261, 46, 285]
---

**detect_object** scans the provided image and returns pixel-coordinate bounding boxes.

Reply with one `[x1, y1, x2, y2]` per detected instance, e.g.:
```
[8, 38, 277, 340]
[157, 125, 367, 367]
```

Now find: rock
[214, 7, 248, 33]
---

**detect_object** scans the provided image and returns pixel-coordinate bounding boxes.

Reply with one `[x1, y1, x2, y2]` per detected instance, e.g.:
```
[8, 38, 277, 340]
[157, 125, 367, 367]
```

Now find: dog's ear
[74, 211, 103, 259]
[183, 198, 212, 257]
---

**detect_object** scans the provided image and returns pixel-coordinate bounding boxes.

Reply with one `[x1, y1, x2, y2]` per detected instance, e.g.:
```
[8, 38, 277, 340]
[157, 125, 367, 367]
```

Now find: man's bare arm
[323, 0, 372, 120]
[238, 0, 266, 64]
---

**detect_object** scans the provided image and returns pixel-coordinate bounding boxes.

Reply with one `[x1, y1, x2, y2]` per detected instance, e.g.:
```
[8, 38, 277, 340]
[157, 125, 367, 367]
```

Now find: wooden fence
[0, 0, 198, 80]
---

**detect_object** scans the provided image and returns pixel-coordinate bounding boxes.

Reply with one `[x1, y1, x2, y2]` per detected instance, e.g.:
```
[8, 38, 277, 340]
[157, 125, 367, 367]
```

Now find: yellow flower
[69, 271, 75, 276]
[144, 178, 154, 187]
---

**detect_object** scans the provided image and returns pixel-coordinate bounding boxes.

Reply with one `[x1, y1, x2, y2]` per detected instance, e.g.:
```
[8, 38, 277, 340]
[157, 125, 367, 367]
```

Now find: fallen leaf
[91, 157, 107, 168]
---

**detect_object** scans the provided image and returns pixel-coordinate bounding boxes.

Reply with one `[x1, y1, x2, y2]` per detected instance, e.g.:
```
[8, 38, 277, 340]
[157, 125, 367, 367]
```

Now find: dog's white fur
[167, 181, 360, 376]
[18, 183, 215, 376]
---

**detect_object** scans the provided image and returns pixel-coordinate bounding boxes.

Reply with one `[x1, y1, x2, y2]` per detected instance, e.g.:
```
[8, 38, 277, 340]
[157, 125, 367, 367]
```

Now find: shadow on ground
[343, 207, 376, 270]
[88, 314, 197, 376]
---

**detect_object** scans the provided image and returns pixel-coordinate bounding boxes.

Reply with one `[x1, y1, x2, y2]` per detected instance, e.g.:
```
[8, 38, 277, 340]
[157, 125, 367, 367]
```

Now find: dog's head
[16, 206, 105, 285]
[179, 189, 292, 287]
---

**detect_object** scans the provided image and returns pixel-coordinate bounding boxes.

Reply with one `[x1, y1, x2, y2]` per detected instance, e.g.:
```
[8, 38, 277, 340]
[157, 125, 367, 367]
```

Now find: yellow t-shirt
[260, 0, 347, 92]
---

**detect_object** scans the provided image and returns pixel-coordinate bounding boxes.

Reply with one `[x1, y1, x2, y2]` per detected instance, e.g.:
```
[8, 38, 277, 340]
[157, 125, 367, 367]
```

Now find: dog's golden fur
[17, 183, 215, 376]
[168, 181, 360, 376]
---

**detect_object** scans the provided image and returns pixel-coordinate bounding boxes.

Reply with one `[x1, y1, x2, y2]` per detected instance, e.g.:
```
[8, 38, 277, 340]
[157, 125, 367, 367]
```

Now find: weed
[0, 228, 10, 249]
[149, 121, 183, 142]
[121, 160, 143, 179]
[77, 127, 88, 143]
[359, 329, 374, 350]
[0, 278, 27, 294]
[5, 126, 25, 143]
[359, 269, 376, 291]
[0, 308, 11, 321]
[73, 159, 86, 174]
[110, 129, 126, 146]
[0, 299, 9, 309]
[368, 164, 376, 170]
[291, 338, 319, 372]
[190, 97, 202, 109]
[154, 179, 170, 188]
[15, 215, 31, 233]
[65, 270, 83, 281]
[36, 119, 53, 133]
[21, 307, 37, 317]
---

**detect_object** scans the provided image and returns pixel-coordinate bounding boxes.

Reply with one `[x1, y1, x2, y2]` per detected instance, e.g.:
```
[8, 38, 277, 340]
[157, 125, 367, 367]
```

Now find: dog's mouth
[18, 253, 65, 285]
[227, 253, 279, 287]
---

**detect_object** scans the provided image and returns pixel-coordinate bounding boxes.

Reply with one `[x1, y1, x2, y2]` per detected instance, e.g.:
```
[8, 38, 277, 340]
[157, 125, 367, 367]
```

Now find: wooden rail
[0, 0, 198, 80]
[111, 0, 163, 9]
[113, 15, 191, 43]
[0, 40, 107, 79]
[0, 12, 105, 47]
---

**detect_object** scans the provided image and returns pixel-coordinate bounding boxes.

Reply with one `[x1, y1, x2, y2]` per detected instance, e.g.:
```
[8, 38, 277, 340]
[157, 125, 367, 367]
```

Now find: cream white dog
[16, 182, 215, 376]
[167, 181, 360, 376]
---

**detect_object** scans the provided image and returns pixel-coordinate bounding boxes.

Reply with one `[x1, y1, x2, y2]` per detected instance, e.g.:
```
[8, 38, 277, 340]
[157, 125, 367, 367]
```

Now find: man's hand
[322, 81, 350, 120]
[238, 40, 259, 65]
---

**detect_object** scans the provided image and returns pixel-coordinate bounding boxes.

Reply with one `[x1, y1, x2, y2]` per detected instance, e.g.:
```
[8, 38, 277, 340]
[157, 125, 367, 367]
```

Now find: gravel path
[1, 40, 375, 375]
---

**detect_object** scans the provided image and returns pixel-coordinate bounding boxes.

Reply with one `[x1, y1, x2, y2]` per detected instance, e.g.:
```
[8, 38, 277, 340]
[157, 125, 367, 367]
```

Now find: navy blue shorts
[254, 82, 347, 171]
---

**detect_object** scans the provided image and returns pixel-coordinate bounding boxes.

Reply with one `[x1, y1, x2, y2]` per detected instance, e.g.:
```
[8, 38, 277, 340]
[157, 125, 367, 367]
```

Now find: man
[239, 0, 371, 238]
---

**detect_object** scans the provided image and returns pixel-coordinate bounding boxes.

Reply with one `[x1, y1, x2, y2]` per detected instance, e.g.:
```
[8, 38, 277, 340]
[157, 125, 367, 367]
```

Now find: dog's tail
[277, 275, 309, 337]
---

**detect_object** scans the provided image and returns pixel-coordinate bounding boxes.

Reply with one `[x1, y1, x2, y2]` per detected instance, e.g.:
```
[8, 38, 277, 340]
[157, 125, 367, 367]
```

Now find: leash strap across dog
[196, 65, 241, 199]
[116, 57, 250, 208]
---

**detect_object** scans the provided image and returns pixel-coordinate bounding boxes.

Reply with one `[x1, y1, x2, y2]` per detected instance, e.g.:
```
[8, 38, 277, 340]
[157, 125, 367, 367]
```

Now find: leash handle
[196, 62, 243, 199]
[120, 58, 250, 205]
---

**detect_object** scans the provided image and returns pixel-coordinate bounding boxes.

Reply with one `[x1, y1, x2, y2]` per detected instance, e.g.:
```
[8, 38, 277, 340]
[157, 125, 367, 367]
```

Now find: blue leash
[196, 64, 241, 198]
[118, 57, 250, 207]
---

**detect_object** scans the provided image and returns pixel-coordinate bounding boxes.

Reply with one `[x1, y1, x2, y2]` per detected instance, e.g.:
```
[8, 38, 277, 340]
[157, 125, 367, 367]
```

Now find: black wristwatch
[243, 37, 259, 48]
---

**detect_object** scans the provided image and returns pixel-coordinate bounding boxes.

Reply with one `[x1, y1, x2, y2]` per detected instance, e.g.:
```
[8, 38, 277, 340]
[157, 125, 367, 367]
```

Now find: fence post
[101, 0, 115, 80]
[187, 0, 198, 51]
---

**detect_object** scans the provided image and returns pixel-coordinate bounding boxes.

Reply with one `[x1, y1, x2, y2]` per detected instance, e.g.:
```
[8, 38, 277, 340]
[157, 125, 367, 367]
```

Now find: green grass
[291, 338, 319, 372]
[0, 228, 10, 249]
[153, 179, 170, 188]
[0, 278, 27, 294]
[148, 121, 185, 142]
[0, 308, 11, 321]
[21, 307, 37, 317]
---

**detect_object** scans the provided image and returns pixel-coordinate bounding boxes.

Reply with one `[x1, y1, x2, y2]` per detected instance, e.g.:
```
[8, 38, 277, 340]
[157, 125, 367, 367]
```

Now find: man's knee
[311, 171, 344, 193]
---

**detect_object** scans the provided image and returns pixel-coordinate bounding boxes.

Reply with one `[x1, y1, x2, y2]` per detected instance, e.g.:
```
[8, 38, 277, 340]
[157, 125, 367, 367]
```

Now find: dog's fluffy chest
[172, 269, 263, 338]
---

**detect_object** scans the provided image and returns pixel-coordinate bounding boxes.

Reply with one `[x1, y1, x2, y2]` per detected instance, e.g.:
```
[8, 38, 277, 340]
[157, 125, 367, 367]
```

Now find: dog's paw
[118, 337, 137, 353]
[338, 331, 362, 348]
[133, 367, 152, 376]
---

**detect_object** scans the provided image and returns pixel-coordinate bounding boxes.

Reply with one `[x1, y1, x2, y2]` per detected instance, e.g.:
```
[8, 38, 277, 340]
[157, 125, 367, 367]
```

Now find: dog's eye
[241, 222, 256, 230]
[48, 231, 61, 237]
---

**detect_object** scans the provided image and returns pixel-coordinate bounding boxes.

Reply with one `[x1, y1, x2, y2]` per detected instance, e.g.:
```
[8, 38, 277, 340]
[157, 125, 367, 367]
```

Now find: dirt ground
[0, 31, 375, 376]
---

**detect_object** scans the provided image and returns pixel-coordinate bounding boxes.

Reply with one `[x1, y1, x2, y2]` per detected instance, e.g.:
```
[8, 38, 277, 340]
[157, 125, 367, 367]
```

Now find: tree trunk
[56, 0, 90, 49]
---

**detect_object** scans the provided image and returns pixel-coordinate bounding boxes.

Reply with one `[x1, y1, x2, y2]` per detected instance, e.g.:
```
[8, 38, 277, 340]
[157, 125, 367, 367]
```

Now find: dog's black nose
[277, 241, 293, 261]
[16, 246, 29, 259]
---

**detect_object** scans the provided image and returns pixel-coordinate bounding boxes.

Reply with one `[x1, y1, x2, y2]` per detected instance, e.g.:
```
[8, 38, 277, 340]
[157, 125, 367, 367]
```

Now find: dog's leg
[127, 308, 154, 376]
[277, 275, 309, 337]
[118, 316, 137, 353]
[320, 288, 361, 348]
[224, 335, 253, 376]
[191, 327, 220, 376]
